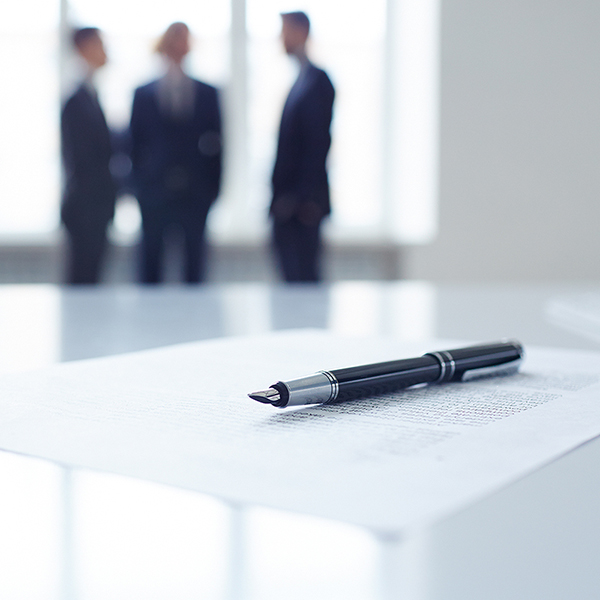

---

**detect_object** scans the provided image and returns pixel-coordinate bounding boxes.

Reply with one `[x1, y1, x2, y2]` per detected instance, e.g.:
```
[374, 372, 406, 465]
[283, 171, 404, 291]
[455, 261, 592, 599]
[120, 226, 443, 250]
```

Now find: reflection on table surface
[2, 281, 599, 372]
[1, 282, 599, 600]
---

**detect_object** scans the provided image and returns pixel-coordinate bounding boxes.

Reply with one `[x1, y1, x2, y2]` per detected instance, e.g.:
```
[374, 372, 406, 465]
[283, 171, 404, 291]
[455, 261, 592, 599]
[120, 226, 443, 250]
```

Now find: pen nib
[249, 388, 281, 405]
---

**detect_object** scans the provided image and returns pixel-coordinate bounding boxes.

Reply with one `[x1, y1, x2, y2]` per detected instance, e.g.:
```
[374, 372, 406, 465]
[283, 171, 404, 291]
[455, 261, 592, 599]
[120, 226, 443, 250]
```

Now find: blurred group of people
[61, 12, 335, 285]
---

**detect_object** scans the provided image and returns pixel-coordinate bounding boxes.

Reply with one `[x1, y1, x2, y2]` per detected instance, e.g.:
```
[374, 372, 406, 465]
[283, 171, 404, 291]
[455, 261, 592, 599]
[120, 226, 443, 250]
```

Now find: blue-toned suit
[271, 62, 335, 282]
[61, 84, 117, 284]
[130, 76, 222, 283]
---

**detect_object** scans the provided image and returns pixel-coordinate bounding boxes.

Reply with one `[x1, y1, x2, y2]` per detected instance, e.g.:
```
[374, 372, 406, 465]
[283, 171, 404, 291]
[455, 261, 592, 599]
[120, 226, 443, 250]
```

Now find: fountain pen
[249, 340, 524, 408]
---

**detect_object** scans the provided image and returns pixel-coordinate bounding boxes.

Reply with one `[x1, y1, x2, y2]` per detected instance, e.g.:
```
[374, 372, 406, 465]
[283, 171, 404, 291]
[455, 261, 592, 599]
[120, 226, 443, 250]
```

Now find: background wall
[406, 0, 600, 281]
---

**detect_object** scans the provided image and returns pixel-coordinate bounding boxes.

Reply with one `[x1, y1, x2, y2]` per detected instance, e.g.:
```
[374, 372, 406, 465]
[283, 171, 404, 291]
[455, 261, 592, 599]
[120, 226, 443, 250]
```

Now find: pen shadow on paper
[258, 387, 432, 427]
[257, 371, 541, 429]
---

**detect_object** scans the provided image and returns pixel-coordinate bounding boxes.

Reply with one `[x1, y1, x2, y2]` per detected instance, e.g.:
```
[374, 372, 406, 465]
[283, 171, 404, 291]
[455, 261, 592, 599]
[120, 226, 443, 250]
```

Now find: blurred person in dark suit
[270, 11, 335, 283]
[130, 22, 222, 284]
[61, 27, 116, 284]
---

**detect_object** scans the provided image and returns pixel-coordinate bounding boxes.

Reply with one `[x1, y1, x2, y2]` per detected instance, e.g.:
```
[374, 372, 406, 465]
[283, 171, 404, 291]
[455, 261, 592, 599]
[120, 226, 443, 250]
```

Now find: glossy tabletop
[1, 282, 600, 600]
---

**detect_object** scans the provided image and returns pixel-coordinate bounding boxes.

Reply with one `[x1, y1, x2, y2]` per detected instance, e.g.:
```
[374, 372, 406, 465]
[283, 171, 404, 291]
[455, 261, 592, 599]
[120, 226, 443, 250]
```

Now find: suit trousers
[272, 217, 323, 282]
[139, 196, 211, 284]
[64, 222, 109, 284]
[61, 195, 112, 285]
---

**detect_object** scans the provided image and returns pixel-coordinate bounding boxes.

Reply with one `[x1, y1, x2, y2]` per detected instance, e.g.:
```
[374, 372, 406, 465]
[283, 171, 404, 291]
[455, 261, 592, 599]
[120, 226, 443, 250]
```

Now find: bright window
[0, 1, 59, 235]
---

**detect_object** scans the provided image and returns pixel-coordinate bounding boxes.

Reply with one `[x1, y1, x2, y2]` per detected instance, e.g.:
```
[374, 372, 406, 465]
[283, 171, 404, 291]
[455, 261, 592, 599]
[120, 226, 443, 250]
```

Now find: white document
[1, 330, 600, 532]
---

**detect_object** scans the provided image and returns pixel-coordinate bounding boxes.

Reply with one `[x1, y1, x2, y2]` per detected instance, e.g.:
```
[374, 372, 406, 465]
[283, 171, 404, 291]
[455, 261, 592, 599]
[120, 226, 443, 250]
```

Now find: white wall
[406, 0, 600, 281]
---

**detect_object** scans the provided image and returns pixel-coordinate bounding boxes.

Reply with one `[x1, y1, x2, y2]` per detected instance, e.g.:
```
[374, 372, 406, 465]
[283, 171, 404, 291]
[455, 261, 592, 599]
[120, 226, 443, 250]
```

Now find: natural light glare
[386, 0, 439, 243]
[0, 1, 59, 234]
[247, 0, 385, 39]
[68, 0, 230, 37]
[0, 453, 62, 598]
[74, 471, 230, 599]
[0, 286, 61, 373]
[0, 1, 59, 32]
[384, 281, 436, 340]
[246, 506, 378, 600]
[329, 282, 384, 336]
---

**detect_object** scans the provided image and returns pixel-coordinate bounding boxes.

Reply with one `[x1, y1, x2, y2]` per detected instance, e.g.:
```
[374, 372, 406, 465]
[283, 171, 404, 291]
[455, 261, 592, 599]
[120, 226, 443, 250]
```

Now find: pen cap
[427, 340, 524, 383]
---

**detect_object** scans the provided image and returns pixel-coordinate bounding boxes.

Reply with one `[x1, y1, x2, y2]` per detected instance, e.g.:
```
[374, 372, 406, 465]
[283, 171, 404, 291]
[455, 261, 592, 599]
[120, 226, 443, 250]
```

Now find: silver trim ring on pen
[428, 351, 449, 382]
[429, 351, 456, 382]
[439, 350, 456, 381]
[320, 370, 339, 402]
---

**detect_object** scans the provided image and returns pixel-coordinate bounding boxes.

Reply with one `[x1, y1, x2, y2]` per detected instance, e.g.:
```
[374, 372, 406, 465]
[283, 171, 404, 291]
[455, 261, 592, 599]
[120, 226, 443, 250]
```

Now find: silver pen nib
[248, 388, 281, 404]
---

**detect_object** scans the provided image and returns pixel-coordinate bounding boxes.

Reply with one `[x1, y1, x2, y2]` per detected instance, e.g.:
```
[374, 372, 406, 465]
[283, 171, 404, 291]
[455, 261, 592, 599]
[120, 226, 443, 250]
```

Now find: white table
[1, 282, 600, 600]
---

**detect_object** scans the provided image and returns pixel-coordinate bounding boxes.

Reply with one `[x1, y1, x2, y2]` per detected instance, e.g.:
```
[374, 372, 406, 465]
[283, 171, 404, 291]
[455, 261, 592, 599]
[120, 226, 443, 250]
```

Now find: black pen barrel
[331, 356, 441, 402]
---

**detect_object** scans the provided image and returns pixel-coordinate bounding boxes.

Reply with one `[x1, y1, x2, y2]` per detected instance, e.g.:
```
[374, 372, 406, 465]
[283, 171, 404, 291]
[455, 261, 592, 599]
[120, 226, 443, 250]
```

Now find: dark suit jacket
[271, 62, 335, 222]
[130, 78, 222, 207]
[61, 84, 116, 229]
